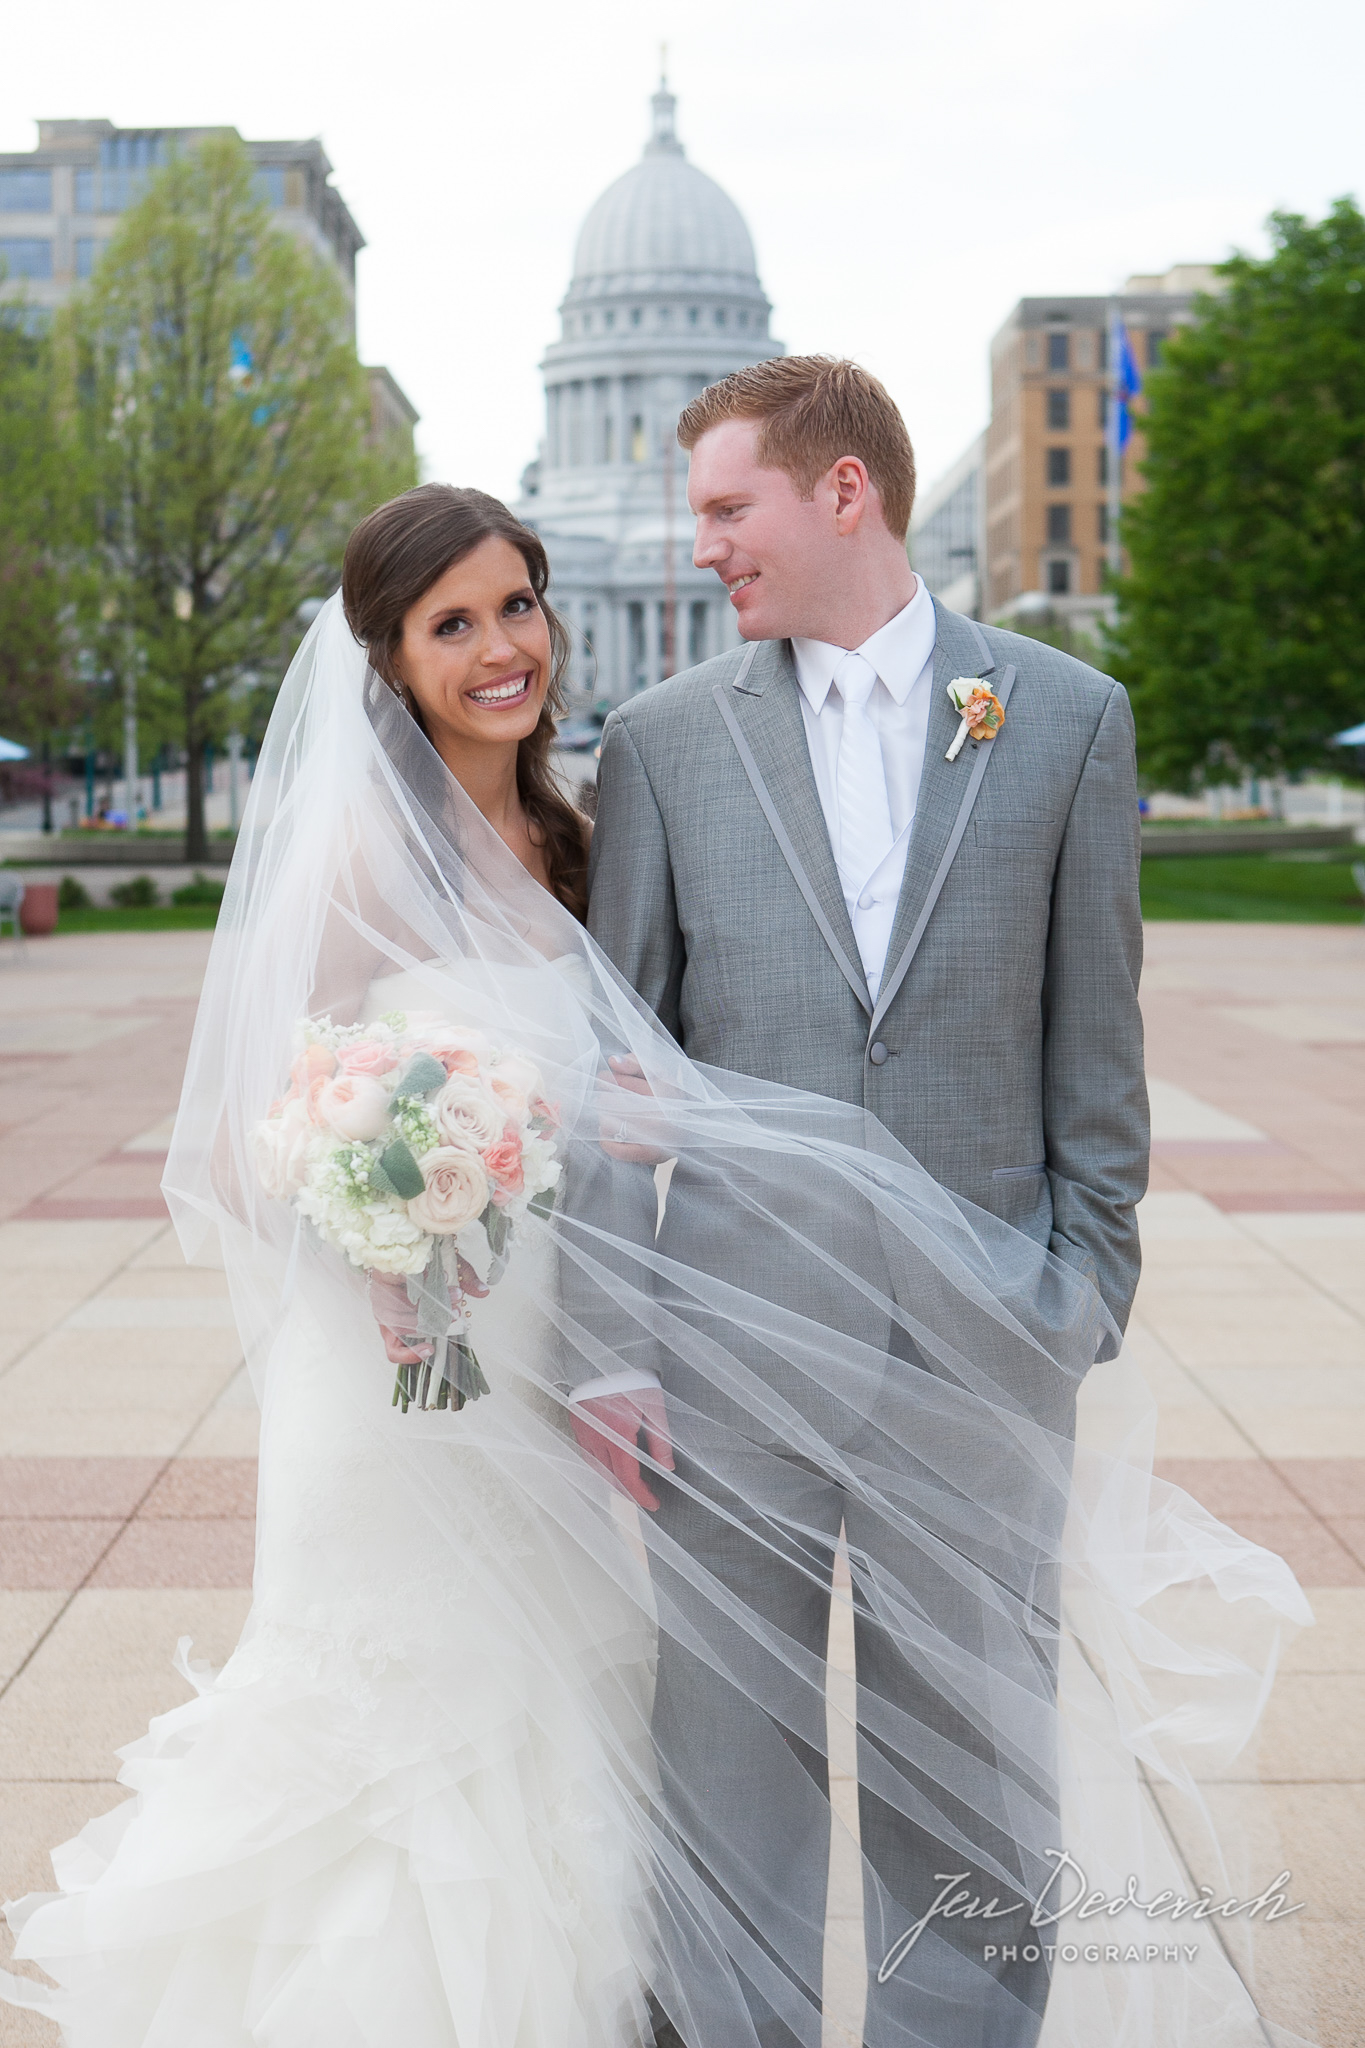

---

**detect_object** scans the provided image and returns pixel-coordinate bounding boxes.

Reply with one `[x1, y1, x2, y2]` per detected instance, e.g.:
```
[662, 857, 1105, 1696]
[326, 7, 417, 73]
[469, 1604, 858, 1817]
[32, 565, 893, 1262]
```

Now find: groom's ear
[828, 457, 874, 532]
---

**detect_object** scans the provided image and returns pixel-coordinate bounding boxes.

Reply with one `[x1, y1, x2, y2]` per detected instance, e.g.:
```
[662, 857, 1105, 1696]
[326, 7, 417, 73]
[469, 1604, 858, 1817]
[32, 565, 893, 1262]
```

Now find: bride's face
[395, 537, 552, 753]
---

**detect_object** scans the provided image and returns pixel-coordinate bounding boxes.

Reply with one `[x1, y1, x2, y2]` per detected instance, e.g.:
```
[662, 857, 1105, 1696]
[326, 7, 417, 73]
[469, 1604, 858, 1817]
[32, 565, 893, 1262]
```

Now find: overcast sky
[7, 0, 1364, 505]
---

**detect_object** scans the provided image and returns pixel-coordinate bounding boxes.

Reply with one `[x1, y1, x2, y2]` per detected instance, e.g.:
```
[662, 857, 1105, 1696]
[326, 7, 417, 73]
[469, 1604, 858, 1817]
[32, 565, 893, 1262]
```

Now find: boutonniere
[945, 679, 1006, 761]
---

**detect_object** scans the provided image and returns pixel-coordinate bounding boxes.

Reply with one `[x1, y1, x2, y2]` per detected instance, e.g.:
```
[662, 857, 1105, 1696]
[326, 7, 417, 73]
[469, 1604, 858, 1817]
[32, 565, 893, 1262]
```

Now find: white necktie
[833, 651, 894, 893]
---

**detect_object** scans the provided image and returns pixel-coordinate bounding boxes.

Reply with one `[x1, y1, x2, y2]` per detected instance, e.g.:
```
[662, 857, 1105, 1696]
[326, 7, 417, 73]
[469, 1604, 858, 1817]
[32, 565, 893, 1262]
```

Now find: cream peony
[407, 1147, 490, 1235]
[250, 1099, 319, 1201]
[488, 1053, 546, 1123]
[433, 1075, 505, 1152]
[311, 1071, 392, 1142]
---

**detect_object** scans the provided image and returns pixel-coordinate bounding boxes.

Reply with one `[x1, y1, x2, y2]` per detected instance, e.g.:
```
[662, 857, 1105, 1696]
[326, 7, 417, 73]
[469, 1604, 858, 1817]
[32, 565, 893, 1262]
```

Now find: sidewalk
[0, 925, 1361, 2045]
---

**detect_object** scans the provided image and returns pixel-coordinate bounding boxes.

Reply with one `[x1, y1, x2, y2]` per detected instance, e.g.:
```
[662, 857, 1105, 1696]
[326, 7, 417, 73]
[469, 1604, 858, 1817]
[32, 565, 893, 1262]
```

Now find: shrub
[170, 871, 225, 907]
[109, 874, 159, 908]
[58, 874, 92, 910]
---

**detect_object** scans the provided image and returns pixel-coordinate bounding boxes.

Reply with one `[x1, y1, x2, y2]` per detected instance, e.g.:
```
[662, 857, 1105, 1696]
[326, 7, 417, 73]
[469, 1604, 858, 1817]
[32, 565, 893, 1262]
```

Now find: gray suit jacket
[587, 599, 1148, 1336]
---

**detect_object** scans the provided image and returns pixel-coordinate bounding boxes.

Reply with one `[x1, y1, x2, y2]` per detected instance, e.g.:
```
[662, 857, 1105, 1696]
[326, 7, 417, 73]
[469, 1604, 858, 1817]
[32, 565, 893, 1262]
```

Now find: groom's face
[688, 419, 851, 642]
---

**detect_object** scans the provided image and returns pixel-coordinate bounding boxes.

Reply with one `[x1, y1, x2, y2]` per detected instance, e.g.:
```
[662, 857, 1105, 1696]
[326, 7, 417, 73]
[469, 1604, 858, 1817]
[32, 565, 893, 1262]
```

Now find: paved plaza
[0, 924, 1362, 2044]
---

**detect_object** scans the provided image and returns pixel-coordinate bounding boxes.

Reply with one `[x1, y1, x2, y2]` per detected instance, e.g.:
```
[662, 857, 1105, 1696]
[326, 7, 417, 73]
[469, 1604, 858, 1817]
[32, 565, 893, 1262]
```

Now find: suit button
[868, 1041, 889, 1066]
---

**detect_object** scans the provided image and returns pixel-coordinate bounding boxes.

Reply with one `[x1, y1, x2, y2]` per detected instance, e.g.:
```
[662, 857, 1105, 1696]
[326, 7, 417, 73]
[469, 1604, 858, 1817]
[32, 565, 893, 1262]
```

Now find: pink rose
[481, 1129, 525, 1199]
[338, 1038, 398, 1077]
[290, 1042, 336, 1095]
[311, 1071, 391, 1141]
[251, 1098, 318, 1200]
[434, 1075, 505, 1151]
[407, 1147, 489, 1235]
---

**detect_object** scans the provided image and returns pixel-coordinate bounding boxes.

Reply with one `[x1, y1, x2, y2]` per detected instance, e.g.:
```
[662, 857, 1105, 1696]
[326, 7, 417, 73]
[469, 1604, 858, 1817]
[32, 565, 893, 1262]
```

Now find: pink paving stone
[15, 1196, 170, 1221]
[1274, 1461, 1365, 1517]
[1210, 1516, 1365, 1588]
[89, 1519, 256, 1589]
[1332, 1519, 1365, 1569]
[0, 1458, 164, 1519]
[1155, 1458, 1306, 1518]
[0, 1519, 124, 1589]
[139, 1459, 258, 1520]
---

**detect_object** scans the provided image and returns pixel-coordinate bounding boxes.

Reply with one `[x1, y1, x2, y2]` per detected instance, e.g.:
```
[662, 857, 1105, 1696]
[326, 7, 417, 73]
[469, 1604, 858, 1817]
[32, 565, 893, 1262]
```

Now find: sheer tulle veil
[2, 595, 1317, 2047]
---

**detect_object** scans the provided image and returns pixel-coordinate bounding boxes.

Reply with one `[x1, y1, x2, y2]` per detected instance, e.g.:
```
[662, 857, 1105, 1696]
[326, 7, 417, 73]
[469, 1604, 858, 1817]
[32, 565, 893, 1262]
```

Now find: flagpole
[1106, 294, 1123, 583]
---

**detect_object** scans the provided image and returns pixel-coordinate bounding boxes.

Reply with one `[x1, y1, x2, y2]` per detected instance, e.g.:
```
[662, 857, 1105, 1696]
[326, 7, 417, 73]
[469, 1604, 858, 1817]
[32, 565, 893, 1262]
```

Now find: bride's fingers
[379, 1324, 428, 1365]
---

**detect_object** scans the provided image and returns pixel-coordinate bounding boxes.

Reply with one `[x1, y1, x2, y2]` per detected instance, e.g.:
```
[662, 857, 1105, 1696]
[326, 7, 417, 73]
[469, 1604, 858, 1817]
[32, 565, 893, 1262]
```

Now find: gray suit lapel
[869, 605, 1013, 1035]
[713, 640, 872, 1017]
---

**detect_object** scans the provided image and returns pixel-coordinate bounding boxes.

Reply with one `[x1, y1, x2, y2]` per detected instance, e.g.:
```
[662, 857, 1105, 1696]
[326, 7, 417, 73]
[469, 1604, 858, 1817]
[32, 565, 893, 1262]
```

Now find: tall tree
[65, 134, 415, 857]
[0, 309, 83, 764]
[1110, 199, 1365, 792]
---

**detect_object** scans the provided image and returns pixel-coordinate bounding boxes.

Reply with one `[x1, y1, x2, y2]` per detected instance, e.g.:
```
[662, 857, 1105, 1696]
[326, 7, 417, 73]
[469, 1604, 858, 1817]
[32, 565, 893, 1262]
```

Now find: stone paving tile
[0, 1588, 251, 1780]
[0, 1459, 162, 1518]
[0, 1593, 66, 1686]
[138, 1457, 257, 1520]
[0, 1358, 239, 1458]
[0, 1521, 124, 1591]
[88, 1518, 255, 1589]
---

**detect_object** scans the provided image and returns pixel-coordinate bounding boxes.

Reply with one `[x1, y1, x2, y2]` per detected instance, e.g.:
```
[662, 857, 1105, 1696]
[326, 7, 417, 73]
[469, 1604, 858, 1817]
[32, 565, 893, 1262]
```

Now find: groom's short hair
[677, 356, 916, 541]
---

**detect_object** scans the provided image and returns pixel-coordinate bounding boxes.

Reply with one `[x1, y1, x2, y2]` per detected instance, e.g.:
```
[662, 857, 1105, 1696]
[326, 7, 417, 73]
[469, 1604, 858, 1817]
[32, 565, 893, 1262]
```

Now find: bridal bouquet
[251, 1011, 561, 1412]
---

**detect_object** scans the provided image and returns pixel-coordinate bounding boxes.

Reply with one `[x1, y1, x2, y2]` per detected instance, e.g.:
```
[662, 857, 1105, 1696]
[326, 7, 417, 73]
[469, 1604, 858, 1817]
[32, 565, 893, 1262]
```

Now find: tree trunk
[184, 677, 207, 864]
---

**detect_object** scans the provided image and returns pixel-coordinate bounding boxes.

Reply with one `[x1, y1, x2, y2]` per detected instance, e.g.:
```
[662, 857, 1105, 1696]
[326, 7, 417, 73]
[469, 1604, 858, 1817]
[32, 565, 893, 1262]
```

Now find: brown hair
[341, 484, 589, 922]
[676, 356, 916, 541]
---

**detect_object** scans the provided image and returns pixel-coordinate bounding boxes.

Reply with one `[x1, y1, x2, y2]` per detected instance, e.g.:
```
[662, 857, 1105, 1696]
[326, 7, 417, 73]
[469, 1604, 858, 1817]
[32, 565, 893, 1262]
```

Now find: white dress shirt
[791, 577, 937, 1002]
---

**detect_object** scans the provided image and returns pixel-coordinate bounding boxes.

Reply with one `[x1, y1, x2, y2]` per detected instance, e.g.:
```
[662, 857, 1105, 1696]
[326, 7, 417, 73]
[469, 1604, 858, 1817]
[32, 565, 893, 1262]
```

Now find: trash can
[19, 883, 59, 936]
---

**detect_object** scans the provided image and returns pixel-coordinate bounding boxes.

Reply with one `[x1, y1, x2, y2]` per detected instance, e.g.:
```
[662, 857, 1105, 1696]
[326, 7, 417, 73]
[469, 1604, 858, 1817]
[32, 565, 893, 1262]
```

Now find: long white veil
[4, 596, 1316, 2048]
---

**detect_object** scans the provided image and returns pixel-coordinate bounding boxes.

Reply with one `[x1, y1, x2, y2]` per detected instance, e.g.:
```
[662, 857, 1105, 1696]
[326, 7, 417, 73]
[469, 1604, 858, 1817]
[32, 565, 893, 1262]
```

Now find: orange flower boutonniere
[945, 679, 1006, 762]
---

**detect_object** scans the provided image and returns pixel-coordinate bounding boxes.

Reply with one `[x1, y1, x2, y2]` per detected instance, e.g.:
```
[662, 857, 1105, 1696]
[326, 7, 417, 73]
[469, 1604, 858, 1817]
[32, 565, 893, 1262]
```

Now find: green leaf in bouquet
[483, 1200, 510, 1260]
[379, 1136, 426, 1200]
[528, 1185, 557, 1220]
[368, 1156, 399, 1198]
[392, 1052, 447, 1101]
[453, 1338, 491, 1404]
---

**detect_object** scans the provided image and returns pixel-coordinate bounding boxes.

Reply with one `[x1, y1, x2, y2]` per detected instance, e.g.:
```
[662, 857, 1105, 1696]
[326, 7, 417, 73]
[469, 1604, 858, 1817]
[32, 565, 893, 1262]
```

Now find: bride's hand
[569, 1386, 675, 1513]
[369, 1261, 488, 1366]
[599, 1054, 671, 1166]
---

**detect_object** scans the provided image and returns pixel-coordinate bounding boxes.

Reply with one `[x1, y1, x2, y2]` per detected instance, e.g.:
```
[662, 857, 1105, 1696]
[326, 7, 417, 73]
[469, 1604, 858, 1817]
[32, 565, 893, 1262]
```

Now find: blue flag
[1114, 322, 1142, 449]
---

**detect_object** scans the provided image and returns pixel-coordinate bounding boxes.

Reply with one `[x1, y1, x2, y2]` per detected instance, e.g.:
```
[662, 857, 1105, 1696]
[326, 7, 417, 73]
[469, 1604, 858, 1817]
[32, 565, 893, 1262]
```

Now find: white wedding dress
[2, 963, 658, 2047]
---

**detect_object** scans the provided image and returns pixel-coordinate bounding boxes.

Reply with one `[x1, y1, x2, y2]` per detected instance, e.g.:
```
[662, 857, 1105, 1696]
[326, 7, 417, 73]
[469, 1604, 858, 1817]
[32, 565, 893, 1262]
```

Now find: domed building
[518, 81, 782, 710]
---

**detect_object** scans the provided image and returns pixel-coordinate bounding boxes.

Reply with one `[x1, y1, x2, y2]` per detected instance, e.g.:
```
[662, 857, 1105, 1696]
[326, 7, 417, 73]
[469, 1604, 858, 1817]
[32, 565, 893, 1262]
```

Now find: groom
[580, 357, 1148, 2046]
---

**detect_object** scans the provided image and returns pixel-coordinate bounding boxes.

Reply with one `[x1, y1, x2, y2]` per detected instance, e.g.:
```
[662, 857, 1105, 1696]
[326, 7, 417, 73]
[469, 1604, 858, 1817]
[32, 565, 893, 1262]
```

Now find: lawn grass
[42, 903, 222, 934]
[1140, 851, 1365, 922]
[8, 855, 1363, 933]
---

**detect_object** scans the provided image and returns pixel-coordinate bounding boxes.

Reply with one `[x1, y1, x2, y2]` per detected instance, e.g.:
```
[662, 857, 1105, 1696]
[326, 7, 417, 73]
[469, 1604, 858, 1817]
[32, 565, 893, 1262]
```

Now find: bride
[2, 486, 1317, 2047]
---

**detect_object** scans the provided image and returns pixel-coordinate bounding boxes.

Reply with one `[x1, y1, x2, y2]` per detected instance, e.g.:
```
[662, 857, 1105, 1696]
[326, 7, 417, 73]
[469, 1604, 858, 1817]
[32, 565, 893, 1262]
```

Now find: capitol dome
[520, 81, 781, 710]
[569, 90, 761, 300]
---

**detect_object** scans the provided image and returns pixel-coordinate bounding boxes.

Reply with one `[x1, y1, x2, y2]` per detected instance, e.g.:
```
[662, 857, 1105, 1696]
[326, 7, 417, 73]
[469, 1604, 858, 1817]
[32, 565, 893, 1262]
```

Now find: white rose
[433, 1075, 505, 1152]
[407, 1147, 490, 1236]
[251, 1099, 319, 1200]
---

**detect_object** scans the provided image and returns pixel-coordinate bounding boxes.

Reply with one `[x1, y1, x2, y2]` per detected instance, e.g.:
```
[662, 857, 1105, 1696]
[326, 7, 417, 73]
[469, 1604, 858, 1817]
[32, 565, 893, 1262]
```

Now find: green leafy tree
[1110, 199, 1365, 791]
[0, 308, 86, 763]
[65, 133, 415, 857]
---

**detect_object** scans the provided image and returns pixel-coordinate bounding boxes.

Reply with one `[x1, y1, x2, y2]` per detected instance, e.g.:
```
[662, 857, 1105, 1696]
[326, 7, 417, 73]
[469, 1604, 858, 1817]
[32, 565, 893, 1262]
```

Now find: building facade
[518, 84, 782, 710]
[980, 265, 1218, 634]
[0, 119, 414, 455]
[909, 430, 985, 618]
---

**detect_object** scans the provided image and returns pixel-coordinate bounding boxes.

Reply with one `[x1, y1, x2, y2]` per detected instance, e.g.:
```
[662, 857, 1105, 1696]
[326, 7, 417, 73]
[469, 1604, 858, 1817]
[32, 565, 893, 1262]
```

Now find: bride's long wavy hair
[341, 484, 589, 921]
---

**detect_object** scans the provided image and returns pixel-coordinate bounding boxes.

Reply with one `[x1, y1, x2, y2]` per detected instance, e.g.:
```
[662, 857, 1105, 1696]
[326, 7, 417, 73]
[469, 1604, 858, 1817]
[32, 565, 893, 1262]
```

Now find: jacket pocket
[992, 1162, 1047, 1181]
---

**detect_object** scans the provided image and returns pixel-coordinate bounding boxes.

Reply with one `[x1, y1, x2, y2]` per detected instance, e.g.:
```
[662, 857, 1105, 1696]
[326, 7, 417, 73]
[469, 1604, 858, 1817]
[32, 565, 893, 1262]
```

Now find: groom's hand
[598, 1054, 671, 1166]
[569, 1386, 675, 1513]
